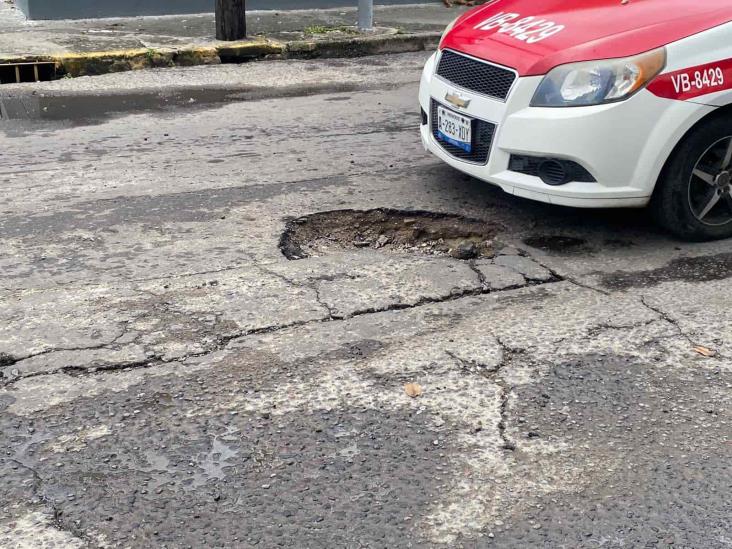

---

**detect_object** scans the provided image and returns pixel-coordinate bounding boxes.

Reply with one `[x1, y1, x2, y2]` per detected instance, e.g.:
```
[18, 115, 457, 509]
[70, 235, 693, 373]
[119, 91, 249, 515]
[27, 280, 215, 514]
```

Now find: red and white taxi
[419, 0, 732, 240]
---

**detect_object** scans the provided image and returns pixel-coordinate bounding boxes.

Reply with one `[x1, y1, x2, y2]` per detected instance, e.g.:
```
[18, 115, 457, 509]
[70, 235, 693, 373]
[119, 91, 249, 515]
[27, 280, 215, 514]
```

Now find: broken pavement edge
[0, 30, 441, 78]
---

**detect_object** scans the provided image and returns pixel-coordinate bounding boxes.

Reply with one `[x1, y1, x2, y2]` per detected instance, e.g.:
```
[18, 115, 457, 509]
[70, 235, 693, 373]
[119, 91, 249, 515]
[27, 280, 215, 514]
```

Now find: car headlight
[531, 48, 666, 107]
[439, 16, 460, 47]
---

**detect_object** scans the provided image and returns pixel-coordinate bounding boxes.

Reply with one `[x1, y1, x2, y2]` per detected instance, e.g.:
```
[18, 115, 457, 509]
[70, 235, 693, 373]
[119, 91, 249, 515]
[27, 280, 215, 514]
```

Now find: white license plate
[436, 106, 472, 153]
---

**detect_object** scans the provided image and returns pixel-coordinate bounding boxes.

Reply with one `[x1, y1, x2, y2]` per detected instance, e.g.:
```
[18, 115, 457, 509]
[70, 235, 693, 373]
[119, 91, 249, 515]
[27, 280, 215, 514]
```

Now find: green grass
[304, 25, 359, 36]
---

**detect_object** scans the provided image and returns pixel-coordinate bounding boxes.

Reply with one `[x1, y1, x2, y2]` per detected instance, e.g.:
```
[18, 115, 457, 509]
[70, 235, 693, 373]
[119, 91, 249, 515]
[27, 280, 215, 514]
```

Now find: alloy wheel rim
[687, 136, 732, 227]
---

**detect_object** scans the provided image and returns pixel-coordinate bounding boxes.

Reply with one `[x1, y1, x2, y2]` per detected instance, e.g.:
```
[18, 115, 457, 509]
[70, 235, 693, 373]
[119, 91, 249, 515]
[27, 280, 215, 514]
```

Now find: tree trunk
[216, 0, 246, 41]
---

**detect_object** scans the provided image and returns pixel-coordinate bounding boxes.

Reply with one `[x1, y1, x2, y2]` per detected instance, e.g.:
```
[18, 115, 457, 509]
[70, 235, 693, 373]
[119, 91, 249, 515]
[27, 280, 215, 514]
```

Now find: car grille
[430, 99, 496, 164]
[436, 50, 516, 101]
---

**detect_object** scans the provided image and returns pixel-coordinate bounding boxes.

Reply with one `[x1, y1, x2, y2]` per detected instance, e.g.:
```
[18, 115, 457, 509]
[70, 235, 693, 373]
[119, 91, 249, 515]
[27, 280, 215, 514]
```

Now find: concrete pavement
[0, 3, 465, 77]
[0, 53, 730, 547]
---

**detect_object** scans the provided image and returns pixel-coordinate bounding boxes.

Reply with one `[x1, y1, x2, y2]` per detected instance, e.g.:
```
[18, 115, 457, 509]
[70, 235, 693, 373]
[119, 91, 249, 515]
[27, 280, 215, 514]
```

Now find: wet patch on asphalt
[280, 208, 503, 260]
[0, 87, 269, 124]
[601, 252, 732, 289]
[0, 176, 348, 239]
[0, 362, 451, 548]
[0, 83, 372, 130]
[522, 235, 594, 255]
[602, 238, 636, 249]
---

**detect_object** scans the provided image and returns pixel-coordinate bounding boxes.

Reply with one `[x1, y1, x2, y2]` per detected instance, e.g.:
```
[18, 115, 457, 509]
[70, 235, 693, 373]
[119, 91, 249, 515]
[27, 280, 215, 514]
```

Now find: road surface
[0, 53, 730, 548]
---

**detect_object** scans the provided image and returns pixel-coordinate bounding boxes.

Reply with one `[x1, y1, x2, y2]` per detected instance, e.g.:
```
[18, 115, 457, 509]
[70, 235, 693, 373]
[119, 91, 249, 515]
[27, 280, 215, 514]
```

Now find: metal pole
[358, 0, 373, 31]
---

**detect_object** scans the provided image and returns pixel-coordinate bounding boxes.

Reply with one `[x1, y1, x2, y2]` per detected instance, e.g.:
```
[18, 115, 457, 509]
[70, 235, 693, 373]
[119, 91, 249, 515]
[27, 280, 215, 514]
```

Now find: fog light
[537, 159, 569, 186]
[508, 155, 595, 186]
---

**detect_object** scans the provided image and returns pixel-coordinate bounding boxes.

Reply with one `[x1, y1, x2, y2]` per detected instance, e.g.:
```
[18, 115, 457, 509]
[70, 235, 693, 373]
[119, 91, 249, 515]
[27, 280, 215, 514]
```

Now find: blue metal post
[358, 0, 373, 31]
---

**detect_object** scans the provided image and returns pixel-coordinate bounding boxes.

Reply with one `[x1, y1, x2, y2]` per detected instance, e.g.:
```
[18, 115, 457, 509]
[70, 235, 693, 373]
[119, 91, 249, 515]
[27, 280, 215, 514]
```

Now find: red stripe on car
[648, 59, 732, 101]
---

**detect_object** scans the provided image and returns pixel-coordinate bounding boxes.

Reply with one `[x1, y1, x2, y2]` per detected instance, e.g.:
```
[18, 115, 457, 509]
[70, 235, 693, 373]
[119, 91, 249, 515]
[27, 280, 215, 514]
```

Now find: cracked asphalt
[0, 52, 730, 548]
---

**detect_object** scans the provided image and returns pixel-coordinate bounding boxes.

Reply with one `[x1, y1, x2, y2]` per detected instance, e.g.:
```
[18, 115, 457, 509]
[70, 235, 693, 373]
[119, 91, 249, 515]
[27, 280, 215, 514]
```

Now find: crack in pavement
[341, 274, 562, 320]
[48, 504, 93, 549]
[7, 458, 43, 495]
[563, 275, 611, 296]
[254, 262, 339, 319]
[467, 259, 488, 290]
[0, 324, 130, 370]
[313, 283, 337, 320]
[445, 340, 520, 453]
[0, 315, 318, 388]
[4, 458, 92, 548]
[445, 350, 500, 379]
[1, 277, 563, 388]
[493, 337, 525, 452]
[0, 356, 165, 389]
[585, 318, 658, 338]
[521, 252, 612, 296]
[559, 303, 729, 364]
[639, 295, 695, 345]
[253, 263, 299, 287]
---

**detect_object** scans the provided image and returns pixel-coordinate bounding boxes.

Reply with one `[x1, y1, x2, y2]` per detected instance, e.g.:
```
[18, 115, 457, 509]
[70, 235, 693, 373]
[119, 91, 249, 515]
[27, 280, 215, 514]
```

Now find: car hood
[440, 0, 732, 76]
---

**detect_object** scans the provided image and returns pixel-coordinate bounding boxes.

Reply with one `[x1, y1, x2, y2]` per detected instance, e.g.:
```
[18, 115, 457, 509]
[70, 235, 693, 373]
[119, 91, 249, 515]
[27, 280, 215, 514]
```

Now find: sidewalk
[0, 3, 468, 78]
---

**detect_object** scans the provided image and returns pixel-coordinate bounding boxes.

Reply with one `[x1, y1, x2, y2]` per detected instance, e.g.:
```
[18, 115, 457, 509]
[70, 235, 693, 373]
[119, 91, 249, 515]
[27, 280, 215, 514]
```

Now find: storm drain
[280, 209, 503, 261]
[0, 62, 56, 85]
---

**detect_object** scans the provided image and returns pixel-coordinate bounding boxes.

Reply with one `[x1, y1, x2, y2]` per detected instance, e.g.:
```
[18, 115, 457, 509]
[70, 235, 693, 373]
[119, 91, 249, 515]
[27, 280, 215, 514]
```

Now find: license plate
[437, 106, 472, 153]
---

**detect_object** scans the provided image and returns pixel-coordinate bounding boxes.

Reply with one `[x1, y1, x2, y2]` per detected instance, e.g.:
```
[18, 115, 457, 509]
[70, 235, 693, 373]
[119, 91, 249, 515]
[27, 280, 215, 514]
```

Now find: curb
[285, 31, 440, 59]
[0, 31, 441, 80]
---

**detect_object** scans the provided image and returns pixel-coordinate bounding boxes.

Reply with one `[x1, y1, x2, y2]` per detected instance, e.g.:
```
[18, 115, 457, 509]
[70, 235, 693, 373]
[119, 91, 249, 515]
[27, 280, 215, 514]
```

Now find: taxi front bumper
[419, 51, 712, 208]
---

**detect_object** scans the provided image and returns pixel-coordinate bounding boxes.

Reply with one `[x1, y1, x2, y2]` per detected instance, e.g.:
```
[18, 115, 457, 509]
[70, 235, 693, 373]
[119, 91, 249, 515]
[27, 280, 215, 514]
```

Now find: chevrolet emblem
[445, 92, 471, 109]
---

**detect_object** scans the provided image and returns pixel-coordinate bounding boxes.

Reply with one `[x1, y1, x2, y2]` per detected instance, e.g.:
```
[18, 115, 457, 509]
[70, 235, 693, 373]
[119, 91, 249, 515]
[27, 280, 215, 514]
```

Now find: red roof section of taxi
[440, 0, 732, 76]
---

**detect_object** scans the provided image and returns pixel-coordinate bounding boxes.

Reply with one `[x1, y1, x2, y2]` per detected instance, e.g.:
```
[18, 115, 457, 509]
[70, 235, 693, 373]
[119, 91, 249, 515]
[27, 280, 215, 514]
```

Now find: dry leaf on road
[693, 345, 716, 357]
[404, 383, 423, 398]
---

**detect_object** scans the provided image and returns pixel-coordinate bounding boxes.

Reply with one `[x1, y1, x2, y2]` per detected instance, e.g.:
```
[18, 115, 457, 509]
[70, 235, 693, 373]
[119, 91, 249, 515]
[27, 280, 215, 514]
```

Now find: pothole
[280, 209, 503, 260]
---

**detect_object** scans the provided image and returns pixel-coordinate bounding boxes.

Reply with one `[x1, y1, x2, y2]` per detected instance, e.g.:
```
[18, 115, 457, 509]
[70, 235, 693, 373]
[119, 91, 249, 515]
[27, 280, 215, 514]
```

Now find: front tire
[652, 115, 732, 241]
